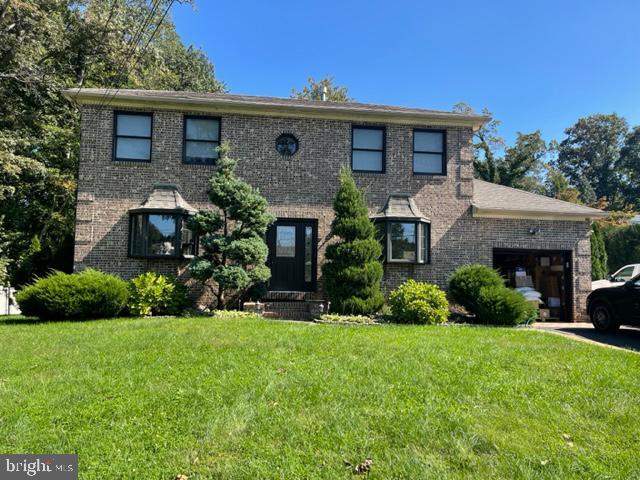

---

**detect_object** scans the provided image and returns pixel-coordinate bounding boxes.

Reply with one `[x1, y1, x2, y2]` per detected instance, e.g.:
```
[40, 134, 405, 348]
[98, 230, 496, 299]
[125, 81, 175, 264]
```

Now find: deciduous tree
[291, 76, 351, 102]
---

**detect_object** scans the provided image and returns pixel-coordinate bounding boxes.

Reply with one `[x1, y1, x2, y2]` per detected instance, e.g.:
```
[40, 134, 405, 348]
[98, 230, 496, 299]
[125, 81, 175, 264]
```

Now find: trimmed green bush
[16, 269, 129, 320]
[318, 314, 375, 325]
[388, 280, 449, 325]
[448, 264, 504, 314]
[322, 167, 384, 315]
[213, 310, 255, 320]
[477, 286, 537, 326]
[128, 272, 189, 317]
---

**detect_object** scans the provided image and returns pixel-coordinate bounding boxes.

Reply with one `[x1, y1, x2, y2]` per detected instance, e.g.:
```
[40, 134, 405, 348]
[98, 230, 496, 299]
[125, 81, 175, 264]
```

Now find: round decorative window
[275, 133, 299, 156]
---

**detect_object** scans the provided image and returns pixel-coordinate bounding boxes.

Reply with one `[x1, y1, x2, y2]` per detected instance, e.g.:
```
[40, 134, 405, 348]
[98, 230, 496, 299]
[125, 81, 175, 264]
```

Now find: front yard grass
[1, 315, 639, 479]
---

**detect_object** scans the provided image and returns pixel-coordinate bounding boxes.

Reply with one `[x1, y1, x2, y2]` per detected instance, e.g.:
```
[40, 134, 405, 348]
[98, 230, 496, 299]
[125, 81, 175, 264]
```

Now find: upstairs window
[413, 129, 445, 175]
[114, 112, 152, 162]
[184, 116, 220, 164]
[352, 126, 385, 172]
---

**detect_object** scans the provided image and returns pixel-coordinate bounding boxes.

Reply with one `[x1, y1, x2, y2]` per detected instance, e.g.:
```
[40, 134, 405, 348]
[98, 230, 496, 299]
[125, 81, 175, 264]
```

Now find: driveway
[534, 322, 640, 352]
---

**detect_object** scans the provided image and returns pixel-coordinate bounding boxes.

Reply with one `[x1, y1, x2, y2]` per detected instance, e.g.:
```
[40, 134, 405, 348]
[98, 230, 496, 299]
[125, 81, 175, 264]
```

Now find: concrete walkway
[533, 322, 640, 353]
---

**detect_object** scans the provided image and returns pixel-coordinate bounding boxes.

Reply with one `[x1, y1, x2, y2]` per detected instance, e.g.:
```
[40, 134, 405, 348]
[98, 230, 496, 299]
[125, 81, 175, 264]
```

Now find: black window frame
[376, 220, 430, 265]
[128, 210, 198, 259]
[351, 125, 386, 173]
[113, 111, 153, 162]
[182, 115, 222, 165]
[413, 128, 447, 176]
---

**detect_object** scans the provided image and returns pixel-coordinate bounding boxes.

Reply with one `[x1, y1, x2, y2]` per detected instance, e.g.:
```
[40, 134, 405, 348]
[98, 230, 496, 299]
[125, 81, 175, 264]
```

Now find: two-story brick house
[63, 89, 605, 321]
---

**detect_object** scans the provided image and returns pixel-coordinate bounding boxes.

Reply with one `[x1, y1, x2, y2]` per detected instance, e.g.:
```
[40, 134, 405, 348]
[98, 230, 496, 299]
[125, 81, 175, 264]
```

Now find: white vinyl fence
[1, 286, 21, 315]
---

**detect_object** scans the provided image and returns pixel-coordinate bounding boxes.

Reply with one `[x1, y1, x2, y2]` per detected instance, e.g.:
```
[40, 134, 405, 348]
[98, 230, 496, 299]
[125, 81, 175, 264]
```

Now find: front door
[266, 219, 317, 292]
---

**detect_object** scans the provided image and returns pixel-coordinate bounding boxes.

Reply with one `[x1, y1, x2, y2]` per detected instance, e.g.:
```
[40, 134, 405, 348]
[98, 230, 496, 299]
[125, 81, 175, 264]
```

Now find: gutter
[62, 89, 489, 130]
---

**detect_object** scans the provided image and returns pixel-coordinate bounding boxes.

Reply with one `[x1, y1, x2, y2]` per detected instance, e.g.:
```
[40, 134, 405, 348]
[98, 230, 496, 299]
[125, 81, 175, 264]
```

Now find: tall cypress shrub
[591, 223, 608, 280]
[322, 167, 384, 314]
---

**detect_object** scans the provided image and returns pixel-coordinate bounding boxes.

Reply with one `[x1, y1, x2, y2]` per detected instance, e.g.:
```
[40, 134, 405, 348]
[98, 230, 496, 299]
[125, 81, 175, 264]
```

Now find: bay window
[128, 184, 198, 259]
[129, 212, 196, 258]
[372, 194, 430, 264]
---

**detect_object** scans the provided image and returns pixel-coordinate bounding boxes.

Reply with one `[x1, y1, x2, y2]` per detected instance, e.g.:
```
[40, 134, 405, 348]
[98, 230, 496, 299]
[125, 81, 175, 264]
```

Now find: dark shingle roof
[129, 184, 196, 213]
[371, 194, 430, 222]
[472, 180, 606, 218]
[63, 88, 487, 127]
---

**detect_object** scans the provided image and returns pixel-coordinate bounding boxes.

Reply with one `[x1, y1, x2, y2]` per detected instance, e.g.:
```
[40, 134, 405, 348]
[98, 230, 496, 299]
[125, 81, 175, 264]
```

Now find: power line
[97, 0, 164, 108]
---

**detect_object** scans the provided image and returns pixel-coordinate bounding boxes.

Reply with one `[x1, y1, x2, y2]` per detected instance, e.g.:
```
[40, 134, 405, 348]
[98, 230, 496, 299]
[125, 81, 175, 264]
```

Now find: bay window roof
[371, 193, 430, 223]
[129, 183, 197, 214]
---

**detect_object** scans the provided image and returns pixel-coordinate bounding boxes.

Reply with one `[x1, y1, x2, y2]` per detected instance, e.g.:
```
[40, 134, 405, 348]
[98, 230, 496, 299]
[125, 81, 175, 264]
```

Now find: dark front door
[266, 219, 317, 292]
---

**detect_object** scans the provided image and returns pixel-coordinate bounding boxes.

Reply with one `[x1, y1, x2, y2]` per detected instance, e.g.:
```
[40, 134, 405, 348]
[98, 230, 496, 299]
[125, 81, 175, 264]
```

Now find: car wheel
[590, 303, 620, 332]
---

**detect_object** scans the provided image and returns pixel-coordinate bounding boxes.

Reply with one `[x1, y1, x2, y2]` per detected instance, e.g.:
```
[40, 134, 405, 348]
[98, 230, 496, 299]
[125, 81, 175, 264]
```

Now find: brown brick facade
[75, 104, 592, 320]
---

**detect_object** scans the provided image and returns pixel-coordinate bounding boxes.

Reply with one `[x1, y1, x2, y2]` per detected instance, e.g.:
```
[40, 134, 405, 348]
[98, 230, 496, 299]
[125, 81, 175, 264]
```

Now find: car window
[613, 267, 635, 282]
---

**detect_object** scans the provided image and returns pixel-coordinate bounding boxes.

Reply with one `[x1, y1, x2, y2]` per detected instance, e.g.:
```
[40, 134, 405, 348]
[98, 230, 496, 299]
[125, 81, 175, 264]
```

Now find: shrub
[322, 167, 384, 315]
[127, 272, 189, 317]
[477, 286, 538, 326]
[388, 280, 449, 325]
[447, 264, 504, 314]
[318, 314, 375, 325]
[16, 269, 129, 320]
[213, 310, 255, 320]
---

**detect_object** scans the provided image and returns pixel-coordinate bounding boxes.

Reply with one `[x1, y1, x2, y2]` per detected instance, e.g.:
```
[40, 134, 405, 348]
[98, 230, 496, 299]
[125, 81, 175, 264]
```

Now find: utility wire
[97, 0, 163, 108]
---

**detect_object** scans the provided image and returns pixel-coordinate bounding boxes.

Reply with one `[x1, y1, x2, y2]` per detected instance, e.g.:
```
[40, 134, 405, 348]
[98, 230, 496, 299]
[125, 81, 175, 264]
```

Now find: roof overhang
[372, 194, 430, 223]
[472, 205, 608, 222]
[129, 183, 197, 214]
[62, 89, 488, 130]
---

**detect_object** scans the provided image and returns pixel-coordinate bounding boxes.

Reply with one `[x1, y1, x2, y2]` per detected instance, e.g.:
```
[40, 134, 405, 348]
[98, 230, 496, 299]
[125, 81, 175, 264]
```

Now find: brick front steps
[244, 294, 328, 321]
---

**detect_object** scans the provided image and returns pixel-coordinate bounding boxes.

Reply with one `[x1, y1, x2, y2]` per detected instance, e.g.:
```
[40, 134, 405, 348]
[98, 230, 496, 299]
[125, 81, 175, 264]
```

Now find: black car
[587, 274, 640, 331]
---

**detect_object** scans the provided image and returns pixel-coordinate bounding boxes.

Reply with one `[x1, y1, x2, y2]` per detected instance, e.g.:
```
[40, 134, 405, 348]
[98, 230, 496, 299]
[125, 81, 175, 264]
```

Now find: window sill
[128, 255, 192, 260]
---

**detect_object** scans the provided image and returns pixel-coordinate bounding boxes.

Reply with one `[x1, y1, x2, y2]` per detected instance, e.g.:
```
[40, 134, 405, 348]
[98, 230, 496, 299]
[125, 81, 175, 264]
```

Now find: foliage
[213, 310, 255, 320]
[477, 286, 538, 326]
[291, 76, 351, 102]
[448, 264, 505, 315]
[388, 280, 449, 325]
[620, 126, 640, 207]
[318, 314, 376, 325]
[127, 272, 189, 317]
[554, 114, 631, 209]
[188, 144, 275, 309]
[544, 164, 583, 204]
[454, 103, 545, 192]
[16, 269, 128, 320]
[0, 0, 224, 286]
[591, 223, 609, 280]
[604, 224, 640, 272]
[322, 167, 384, 315]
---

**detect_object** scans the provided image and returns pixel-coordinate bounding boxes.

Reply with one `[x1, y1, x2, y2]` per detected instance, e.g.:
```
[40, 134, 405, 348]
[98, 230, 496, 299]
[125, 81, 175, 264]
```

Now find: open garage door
[493, 249, 573, 322]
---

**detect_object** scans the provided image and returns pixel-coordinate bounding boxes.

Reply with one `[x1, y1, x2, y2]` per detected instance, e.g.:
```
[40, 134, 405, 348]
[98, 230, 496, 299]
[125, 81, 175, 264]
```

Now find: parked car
[587, 274, 640, 331]
[591, 264, 640, 290]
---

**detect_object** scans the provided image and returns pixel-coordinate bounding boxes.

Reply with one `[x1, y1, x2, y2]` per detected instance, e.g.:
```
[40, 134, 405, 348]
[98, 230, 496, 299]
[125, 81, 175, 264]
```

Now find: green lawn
[1, 316, 639, 479]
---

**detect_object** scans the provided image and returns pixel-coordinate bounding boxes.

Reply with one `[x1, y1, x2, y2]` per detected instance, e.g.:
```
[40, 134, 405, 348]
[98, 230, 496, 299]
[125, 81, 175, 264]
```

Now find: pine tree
[322, 167, 384, 314]
[188, 144, 275, 309]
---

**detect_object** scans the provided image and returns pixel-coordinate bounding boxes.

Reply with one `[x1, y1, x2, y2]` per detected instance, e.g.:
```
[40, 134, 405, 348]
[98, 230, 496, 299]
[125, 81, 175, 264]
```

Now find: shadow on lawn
[555, 326, 640, 352]
[0, 315, 113, 326]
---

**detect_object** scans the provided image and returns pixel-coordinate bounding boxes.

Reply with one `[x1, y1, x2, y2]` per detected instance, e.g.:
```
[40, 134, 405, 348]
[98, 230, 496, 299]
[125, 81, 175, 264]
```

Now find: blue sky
[172, 0, 640, 145]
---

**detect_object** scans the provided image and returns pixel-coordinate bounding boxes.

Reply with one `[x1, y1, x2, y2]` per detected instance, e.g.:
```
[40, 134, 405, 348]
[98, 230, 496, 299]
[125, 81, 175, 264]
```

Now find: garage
[493, 249, 573, 322]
